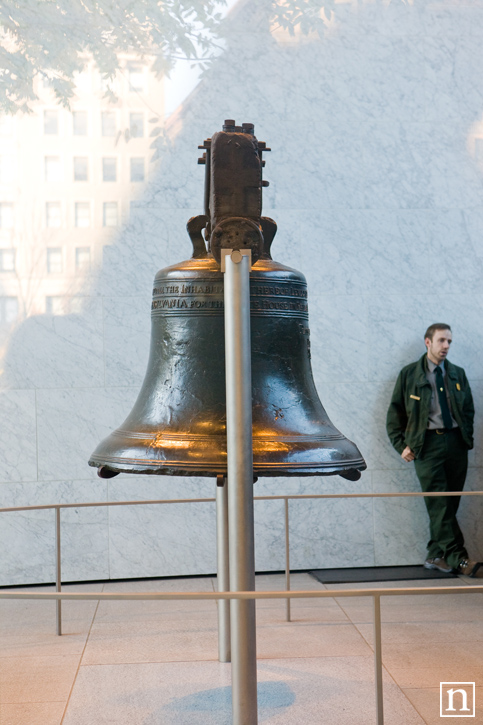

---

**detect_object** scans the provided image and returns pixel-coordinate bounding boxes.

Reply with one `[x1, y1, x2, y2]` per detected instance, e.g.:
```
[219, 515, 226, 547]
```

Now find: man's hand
[401, 446, 415, 462]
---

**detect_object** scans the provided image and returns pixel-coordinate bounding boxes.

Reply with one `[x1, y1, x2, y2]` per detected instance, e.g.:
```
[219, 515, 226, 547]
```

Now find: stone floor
[0, 573, 482, 724]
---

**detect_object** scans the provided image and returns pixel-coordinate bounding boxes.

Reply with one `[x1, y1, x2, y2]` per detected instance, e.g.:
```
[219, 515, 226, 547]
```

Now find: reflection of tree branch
[0, 0, 227, 113]
[0, 0, 355, 114]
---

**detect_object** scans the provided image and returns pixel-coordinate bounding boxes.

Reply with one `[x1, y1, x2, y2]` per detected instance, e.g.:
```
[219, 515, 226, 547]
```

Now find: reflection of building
[0, 58, 163, 349]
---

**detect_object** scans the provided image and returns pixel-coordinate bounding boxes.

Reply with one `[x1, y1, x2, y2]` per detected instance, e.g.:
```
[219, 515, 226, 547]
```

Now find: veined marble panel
[0, 390, 37, 482]
[0, 298, 104, 391]
[103, 295, 151, 388]
[367, 294, 483, 384]
[372, 469, 428, 567]
[456, 467, 483, 563]
[36, 387, 139, 481]
[0, 479, 109, 586]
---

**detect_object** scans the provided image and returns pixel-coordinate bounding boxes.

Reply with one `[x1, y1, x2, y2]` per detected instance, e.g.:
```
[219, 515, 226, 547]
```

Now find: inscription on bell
[151, 279, 309, 316]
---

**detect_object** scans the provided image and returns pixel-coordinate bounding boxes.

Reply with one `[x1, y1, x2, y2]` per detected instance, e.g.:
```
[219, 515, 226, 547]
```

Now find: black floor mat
[309, 565, 457, 584]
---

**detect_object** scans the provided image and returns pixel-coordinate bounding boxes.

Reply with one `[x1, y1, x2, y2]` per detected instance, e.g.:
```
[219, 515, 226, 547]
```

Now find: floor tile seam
[78, 657, 220, 667]
[0, 700, 65, 705]
[60, 586, 104, 725]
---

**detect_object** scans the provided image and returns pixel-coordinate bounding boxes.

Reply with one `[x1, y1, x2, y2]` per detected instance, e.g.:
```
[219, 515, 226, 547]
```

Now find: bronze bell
[89, 121, 366, 481]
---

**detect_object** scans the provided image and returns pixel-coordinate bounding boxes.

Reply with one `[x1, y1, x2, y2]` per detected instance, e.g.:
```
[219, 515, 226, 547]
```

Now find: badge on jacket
[410, 394, 420, 400]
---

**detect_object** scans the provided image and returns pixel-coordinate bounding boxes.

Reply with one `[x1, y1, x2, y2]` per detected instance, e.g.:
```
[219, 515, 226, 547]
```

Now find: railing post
[373, 594, 384, 724]
[216, 475, 231, 662]
[55, 507, 62, 636]
[284, 497, 291, 622]
[223, 249, 258, 725]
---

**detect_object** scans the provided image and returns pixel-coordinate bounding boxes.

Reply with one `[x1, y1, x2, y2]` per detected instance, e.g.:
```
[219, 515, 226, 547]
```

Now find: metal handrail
[1, 490, 482, 725]
[1, 584, 482, 725]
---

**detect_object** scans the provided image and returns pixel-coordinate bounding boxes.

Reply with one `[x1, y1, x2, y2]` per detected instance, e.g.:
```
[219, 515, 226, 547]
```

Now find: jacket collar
[415, 353, 457, 385]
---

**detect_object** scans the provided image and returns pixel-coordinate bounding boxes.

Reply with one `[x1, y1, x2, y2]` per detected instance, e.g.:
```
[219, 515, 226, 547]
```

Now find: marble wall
[1, 0, 483, 585]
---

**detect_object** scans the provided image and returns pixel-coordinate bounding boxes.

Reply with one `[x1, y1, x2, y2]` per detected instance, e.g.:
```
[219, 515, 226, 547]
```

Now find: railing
[1, 491, 482, 725]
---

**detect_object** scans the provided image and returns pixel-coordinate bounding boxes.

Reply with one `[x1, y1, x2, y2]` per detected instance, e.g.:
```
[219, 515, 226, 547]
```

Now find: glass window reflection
[103, 202, 118, 227]
[47, 247, 63, 274]
[75, 202, 90, 227]
[73, 111, 88, 136]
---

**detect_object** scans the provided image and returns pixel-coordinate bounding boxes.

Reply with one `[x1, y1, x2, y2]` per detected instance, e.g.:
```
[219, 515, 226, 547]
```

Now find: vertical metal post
[55, 507, 62, 636]
[223, 249, 258, 725]
[216, 475, 231, 662]
[373, 594, 384, 725]
[284, 498, 291, 622]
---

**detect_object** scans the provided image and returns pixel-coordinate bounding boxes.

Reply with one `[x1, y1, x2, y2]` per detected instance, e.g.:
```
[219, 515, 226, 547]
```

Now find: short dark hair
[424, 323, 451, 341]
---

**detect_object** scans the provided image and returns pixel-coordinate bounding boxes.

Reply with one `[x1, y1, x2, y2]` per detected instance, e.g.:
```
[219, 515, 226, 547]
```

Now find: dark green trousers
[414, 428, 468, 570]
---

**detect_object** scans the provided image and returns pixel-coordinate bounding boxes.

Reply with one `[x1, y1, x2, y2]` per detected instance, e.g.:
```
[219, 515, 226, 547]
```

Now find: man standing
[386, 323, 480, 577]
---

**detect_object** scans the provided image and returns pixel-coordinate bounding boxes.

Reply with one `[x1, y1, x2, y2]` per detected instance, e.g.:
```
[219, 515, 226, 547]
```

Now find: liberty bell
[89, 121, 366, 481]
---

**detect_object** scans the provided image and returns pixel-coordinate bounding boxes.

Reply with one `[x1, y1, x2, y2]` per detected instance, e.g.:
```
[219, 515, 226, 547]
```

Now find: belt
[427, 428, 456, 435]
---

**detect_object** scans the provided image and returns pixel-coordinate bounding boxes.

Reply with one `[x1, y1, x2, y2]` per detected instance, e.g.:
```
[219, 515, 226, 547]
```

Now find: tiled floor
[0, 573, 482, 724]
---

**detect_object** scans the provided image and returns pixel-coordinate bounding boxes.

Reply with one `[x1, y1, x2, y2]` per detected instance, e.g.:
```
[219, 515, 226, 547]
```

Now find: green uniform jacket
[386, 354, 474, 457]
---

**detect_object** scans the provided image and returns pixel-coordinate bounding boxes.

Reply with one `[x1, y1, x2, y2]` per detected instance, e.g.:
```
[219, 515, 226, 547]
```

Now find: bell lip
[88, 457, 367, 478]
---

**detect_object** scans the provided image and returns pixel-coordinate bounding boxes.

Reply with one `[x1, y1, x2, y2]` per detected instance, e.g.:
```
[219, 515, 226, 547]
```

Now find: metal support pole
[284, 498, 291, 622]
[216, 475, 231, 662]
[55, 507, 62, 636]
[373, 595, 384, 725]
[223, 249, 258, 725]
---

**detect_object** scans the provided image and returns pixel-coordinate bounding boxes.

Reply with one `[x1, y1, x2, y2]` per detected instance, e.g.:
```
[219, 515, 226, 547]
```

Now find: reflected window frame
[45, 295, 64, 315]
[73, 156, 89, 182]
[45, 202, 62, 228]
[129, 112, 144, 138]
[0, 202, 14, 229]
[128, 64, 145, 93]
[0, 155, 17, 184]
[46, 247, 63, 275]
[102, 157, 117, 182]
[103, 201, 118, 227]
[0, 295, 19, 324]
[74, 201, 91, 228]
[43, 110, 59, 135]
[44, 155, 62, 183]
[130, 157, 145, 182]
[73, 111, 88, 136]
[101, 111, 117, 137]
[0, 248, 16, 272]
[75, 246, 91, 273]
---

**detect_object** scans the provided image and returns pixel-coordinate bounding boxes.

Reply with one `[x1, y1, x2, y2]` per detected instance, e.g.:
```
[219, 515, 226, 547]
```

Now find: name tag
[456, 383, 461, 391]
[410, 394, 420, 401]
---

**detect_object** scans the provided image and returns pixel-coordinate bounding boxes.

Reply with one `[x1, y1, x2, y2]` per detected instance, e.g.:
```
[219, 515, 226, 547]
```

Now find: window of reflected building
[46, 202, 62, 228]
[102, 157, 117, 182]
[75, 246, 91, 272]
[0, 203, 14, 229]
[129, 113, 144, 138]
[45, 295, 64, 315]
[47, 247, 63, 274]
[128, 65, 145, 93]
[0, 155, 16, 184]
[101, 111, 117, 137]
[0, 249, 15, 272]
[75, 202, 90, 228]
[0, 296, 18, 324]
[73, 111, 88, 136]
[73, 156, 88, 182]
[103, 202, 118, 227]
[44, 156, 62, 183]
[130, 157, 144, 182]
[44, 110, 59, 135]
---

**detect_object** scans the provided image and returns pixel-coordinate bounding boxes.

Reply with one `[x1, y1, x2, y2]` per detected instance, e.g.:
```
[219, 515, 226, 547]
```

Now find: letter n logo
[440, 682, 475, 717]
